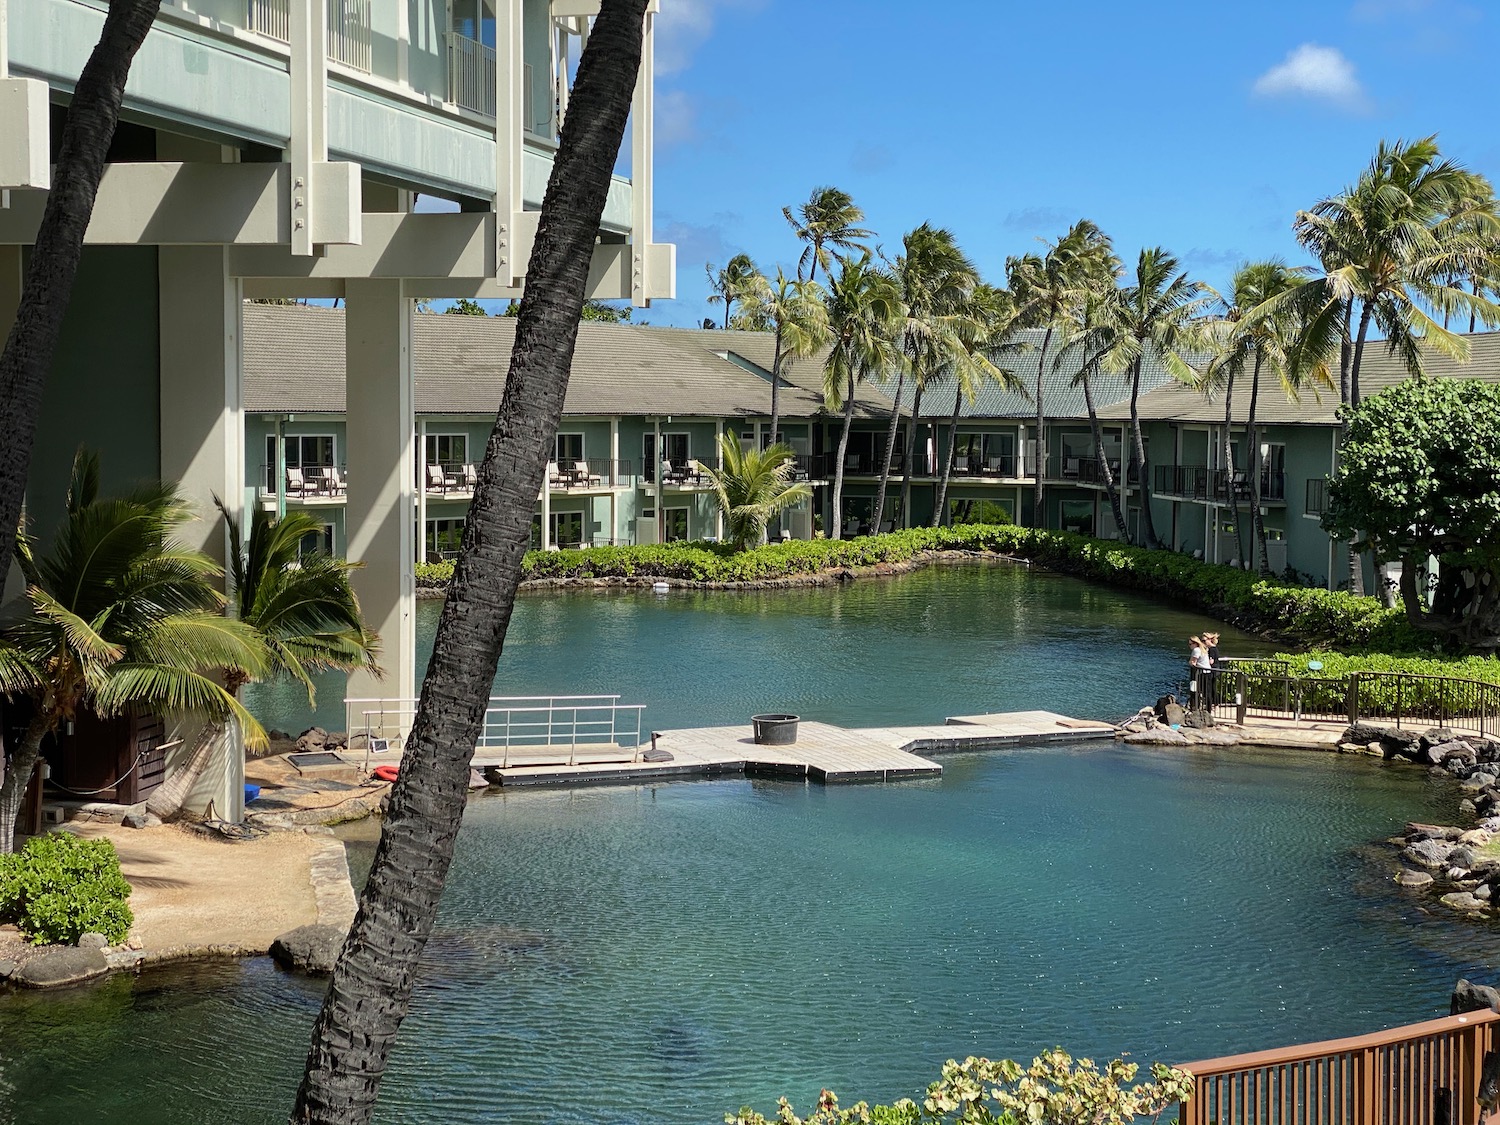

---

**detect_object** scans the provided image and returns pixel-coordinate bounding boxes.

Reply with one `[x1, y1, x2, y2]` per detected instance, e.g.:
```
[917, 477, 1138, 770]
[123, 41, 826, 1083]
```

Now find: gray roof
[242, 305, 848, 419]
[1095, 331, 1500, 426]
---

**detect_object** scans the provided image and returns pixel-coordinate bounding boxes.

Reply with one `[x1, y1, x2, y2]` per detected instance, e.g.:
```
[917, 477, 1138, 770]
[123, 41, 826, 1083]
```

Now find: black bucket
[752, 714, 800, 745]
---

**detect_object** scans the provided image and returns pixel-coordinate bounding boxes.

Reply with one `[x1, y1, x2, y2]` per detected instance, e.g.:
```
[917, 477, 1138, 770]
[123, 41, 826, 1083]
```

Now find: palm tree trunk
[723, 300, 731, 332]
[768, 326, 784, 446]
[1128, 358, 1160, 548]
[1472, 279, 1480, 335]
[1344, 300, 1375, 595]
[1247, 352, 1268, 574]
[1221, 369, 1245, 567]
[899, 380, 924, 529]
[0, 716, 50, 855]
[871, 367, 905, 532]
[1082, 374, 1126, 540]
[1031, 328, 1053, 528]
[1337, 298, 1353, 408]
[0, 0, 165, 589]
[830, 373, 856, 539]
[290, 6, 646, 1121]
[932, 385, 963, 527]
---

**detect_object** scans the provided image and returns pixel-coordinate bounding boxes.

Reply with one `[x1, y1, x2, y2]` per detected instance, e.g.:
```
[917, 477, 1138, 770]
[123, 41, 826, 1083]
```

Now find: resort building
[1, 0, 675, 821]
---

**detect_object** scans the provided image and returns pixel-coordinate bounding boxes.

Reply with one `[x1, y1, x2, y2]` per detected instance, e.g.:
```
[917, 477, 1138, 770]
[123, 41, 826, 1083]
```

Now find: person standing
[1188, 635, 1212, 709]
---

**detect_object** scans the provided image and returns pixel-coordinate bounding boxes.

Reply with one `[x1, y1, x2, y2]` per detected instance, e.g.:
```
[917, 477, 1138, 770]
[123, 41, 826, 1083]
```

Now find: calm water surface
[4, 567, 1492, 1125]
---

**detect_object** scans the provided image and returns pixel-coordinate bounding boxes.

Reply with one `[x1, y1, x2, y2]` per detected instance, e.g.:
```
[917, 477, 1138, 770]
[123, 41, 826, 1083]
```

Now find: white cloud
[654, 0, 766, 76]
[1252, 44, 1367, 108]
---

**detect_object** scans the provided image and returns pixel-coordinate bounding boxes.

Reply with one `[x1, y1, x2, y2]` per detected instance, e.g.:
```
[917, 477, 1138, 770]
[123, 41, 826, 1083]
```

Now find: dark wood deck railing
[1177, 1009, 1500, 1125]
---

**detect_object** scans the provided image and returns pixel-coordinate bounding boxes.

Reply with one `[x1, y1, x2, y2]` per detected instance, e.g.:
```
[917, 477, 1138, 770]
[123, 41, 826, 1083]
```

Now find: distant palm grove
[706, 136, 1500, 598]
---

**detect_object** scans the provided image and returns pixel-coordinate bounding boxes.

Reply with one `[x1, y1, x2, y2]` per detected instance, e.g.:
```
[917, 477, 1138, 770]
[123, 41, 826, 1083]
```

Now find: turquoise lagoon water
[4, 565, 1495, 1125]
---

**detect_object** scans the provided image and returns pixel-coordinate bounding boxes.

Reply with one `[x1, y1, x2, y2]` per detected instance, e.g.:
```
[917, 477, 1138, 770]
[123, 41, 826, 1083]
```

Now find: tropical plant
[0, 832, 133, 945]
[783, 186, 873, 283]
[737, 269, 830, 445]
[0, 0, 166, 592]
[706, 253, 763, 330]
[0, 452, 266, 853]
[1325, 378, 1500, 650]
[872, 224, 980, 531]
[822, 252, 904, 539]
[931, 283, 1026, 526]
[701, 433, 813, 551]
[1097, 248, 1210, 548]
[145, 500, 380, 821]
[291, 7, 648, 1118]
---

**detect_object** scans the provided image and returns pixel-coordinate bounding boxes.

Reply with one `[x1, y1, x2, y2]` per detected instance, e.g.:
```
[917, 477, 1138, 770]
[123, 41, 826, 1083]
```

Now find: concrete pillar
[540, 471, 551, 549]
[345, 279, 415, 706]
[1, 246, 21, 605]
[415, 415, 427, 564]
[157, 245, 245, 821]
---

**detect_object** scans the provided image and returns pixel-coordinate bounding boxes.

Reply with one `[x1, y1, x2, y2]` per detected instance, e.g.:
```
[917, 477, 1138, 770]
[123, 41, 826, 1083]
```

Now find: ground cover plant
[0, 832, 133, 945]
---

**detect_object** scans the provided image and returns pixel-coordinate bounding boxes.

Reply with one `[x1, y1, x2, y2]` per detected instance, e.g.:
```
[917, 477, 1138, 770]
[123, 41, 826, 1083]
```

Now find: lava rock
[1123, 728, 1190, 746]
[1163, 703, 1186, 729]
[1183, 709, 1216, 730]
[1450, 846, 1479, 870]
[1454, 978, 1500, 1015]
[295, 727, 329, 753]
[1441, 891, 1488, 913]
[1460, 829, 1492, 846]
[0, 959, 16, 980]
[76, 932, 109, 952]
[120, 812, 150, 829]
[325, 731, 349, 750]
[1397, 868, 1435, 888]
[1408, 823, 1466, 842]
[1381, 728, 1423, 759]
[1404, 838, 1458, 869]
[1462, 798, 1479, 815]
[1478, 884, 1494, 901]
[11, 946, 108, 988]
[269, 924, 345, 975]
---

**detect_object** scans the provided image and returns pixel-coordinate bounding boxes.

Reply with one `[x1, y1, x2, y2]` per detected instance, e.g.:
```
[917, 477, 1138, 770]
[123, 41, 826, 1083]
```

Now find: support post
[0, 246, 19, 600]
[493, 0, 524, 285]
[629, 6, 654, 306]
[344, 279, 416, 705]
[415, 416, 427, 564]
[288, 0, 329, 257]
[540, 469, 551, 549]
[275, 414, 287, 519]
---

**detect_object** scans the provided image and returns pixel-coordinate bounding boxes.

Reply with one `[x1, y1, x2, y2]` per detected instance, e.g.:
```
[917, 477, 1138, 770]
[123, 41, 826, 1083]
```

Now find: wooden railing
[1177, 1009, 1500, 1124]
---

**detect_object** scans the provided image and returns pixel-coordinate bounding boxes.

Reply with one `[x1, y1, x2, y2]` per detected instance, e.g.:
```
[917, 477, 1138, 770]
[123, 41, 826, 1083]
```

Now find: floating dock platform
[480, 710, 1114, 788]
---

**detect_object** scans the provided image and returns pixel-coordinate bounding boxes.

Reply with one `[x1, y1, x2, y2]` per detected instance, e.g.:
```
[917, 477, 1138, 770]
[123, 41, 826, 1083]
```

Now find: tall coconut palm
[822, 252, 904, 539]
[1008, 221, 1102, 528]
[0, 452, 266, 852]
[874, 224, 979, 531]
[1098, 248, 1210, 549]
[292, 4, 647, 1119]
[705, 253, 762, 330]
[701, 433, 813, 550]
[740, 270, 830, 446]
[0, 0, 168, 590]
[783, 186, 873, 283]
[145, 500, 381, 821]
[931, 283, 1026, 527]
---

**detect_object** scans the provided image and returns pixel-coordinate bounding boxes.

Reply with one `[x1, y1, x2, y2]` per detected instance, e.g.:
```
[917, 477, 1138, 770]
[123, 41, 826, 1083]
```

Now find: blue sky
[633, 0, 1498, 327]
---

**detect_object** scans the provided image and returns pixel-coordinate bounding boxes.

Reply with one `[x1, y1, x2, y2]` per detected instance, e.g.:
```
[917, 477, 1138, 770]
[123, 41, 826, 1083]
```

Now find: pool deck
[482, 710, 1116, 787]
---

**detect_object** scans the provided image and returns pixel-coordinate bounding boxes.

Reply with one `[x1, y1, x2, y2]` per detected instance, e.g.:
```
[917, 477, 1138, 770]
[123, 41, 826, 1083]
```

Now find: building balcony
[544, 459, 633, 494]
[1154, 465, 1287, 504]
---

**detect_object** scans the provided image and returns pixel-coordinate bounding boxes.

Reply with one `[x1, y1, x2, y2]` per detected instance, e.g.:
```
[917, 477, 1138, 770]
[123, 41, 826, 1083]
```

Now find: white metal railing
[343, 695, 647, 770]
[447, 31, 497, 117]
[247, 0, 290, 43]
[328, 0, 372, 72]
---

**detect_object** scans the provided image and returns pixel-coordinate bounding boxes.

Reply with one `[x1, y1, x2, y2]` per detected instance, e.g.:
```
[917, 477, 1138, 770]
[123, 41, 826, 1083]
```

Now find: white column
[345, 280, 416, 705]
[415, 416, 427, 564]
[609, 417, 620, 541]
[288, 0, 329, 258]
[540, 474, 551, 549]
[629, 7, 654, 306]
[494, 0, 523, 285]
[714, 417, 724, 539]
[0, 246, 21, 601]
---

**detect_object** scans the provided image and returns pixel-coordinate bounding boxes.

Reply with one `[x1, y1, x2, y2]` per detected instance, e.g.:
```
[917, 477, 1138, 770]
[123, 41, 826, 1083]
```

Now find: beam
[0, 162, 361, 246]
[289, 0, 329, 256]
[0, 78, 49, 191]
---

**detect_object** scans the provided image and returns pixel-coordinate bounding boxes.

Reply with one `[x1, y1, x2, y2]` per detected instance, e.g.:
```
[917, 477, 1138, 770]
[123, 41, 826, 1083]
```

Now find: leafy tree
[783, 186, 873, 283]
[0, 452, 266, 852]
[446, 298, 489, 316]
[706, 253, 763, 330]
[290, 4, 649, 1119]
[145, 500, 380, 821]
[503, 297, 632, 322]
[0, 0, 167, 591]
[1098, 248, 1210, 548]
[701, 433, 812, 551]
[1324, 378, 1500, 650]
[822, 252, 904, 538]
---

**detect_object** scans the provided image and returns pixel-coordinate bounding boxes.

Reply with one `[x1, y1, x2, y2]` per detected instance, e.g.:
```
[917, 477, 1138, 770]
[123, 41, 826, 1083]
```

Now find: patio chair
[286, 466, 308, 496]
[844, 453, 860, 472]
[986, 456, 1005, 475]
[426, 464, 449, 495]
[685, 459, 708, 484]
[843, 516, 862, 537]
[442, 464, 465, 491]
[661, 458, 687, 485]
[1063, 457, 1081, 479]
[547, 460, 569, 489]
[324, 466, 346, 496]
[572, 459, 602, 487]
[463, 463, 478, 491]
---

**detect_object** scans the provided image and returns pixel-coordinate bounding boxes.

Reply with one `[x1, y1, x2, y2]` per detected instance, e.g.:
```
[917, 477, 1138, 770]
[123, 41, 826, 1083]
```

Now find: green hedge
[0, 832, 133, 946]
[415, 526, 1441, 654]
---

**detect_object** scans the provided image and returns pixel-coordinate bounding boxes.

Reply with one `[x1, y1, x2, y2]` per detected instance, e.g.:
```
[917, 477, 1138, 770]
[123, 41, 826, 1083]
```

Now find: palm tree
[931, 283, 1026, 526]
[822, 252, 904, 539]
[705, 253, 762, 330]
[292, 7, 649, 1117]
[1007, 222, 1101, 528]
[783, 186, 873, 283]
[0, 0, 168, 591]
[1098, 248, 1210, 549]
[873, 224, 978, 531]
[0, 452, 266, 853]
[741, 270, 830, 446]
[145, 500, 381, 821]
[701, 433, 813, 550]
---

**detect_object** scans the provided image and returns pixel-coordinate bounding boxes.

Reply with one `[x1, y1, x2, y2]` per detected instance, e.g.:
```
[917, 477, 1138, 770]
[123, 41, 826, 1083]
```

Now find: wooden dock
[482, 710, 1115, 788]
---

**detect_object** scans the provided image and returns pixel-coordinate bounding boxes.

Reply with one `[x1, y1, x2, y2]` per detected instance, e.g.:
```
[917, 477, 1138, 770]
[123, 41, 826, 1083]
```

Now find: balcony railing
[447, 32, 497, 117]
[328, 0, 372, 72]
[548, 459, 632, 490]
[1154, 465, 1287, 503]
[1306, 477, 1328, 516]
[245, 0, 369, 72]
[262, 463, 345, 498]
[952, 453, 1018, 478]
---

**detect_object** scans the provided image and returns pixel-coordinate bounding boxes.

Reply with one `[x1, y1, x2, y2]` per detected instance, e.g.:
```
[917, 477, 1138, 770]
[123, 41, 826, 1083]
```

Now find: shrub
[0, 832, 133, 945]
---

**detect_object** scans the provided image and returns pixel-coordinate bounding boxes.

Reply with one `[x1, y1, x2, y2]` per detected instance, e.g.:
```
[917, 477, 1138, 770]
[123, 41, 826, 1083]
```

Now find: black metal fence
[1200, 665, 1500, 737]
